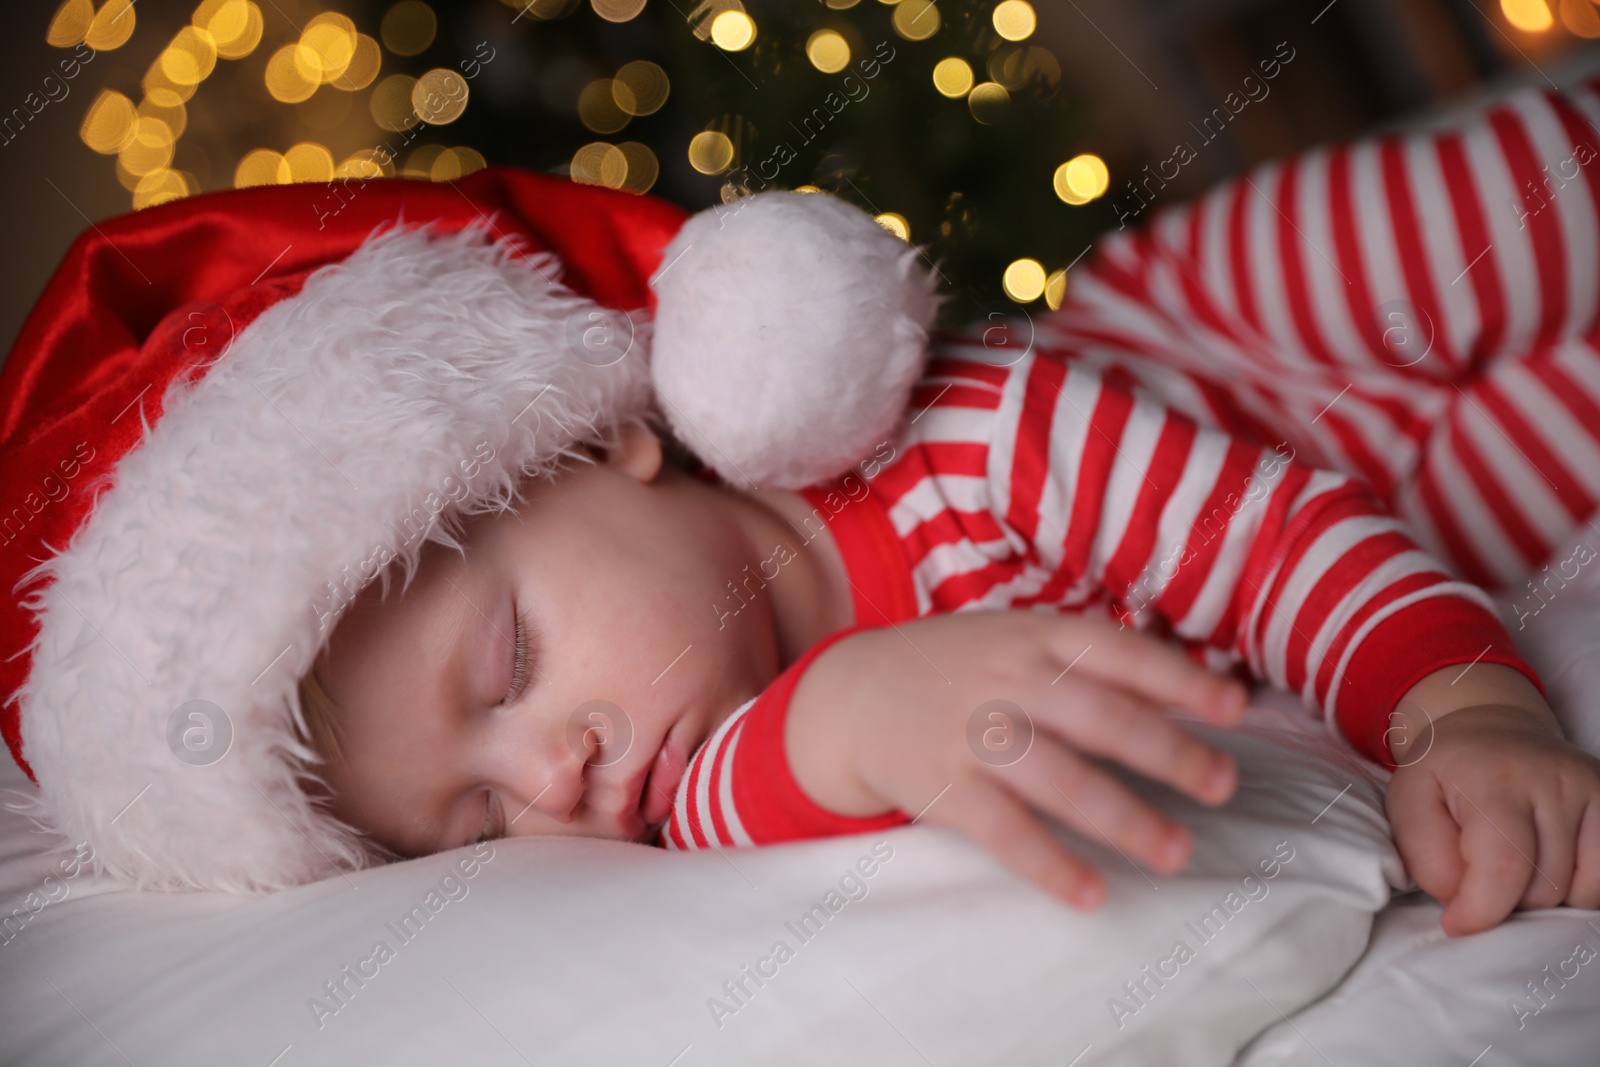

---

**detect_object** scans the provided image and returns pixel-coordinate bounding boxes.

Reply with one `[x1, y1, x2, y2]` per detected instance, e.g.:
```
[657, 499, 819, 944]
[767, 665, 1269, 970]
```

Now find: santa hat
[0, 167, 942, 893]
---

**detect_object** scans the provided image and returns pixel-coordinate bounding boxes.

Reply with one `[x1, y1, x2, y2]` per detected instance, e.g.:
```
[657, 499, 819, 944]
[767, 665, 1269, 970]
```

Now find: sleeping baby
[298, 340, 1600, 939]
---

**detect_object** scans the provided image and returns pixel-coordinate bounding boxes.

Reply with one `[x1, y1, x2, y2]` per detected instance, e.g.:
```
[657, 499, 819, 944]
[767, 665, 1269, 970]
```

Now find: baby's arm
[1386, 661, 1600, 935]
[660, 610, 1252, 910]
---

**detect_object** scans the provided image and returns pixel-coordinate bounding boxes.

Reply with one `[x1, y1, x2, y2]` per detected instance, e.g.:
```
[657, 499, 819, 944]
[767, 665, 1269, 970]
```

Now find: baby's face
[313, 423, 784, 856]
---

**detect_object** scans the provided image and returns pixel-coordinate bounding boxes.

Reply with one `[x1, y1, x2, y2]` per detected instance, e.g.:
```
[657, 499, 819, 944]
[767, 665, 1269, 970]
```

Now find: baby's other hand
[1386, 706, 1600, 936]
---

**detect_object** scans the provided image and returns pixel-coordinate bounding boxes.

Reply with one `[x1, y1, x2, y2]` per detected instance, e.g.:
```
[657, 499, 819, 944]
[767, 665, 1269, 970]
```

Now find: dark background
[3, 0, 1599, 353]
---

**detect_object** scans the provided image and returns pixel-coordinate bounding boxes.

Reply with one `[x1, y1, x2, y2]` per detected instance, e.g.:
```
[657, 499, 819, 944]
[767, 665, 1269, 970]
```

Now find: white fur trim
[6, 221, 654, 893]
[649, 191, 943, 490]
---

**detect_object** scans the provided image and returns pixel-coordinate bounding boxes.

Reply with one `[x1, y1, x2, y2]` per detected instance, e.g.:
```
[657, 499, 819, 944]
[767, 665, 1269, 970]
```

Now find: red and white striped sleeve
[989, 349, 1546, 767]
[656, 625, 911, 851]
[1045, 77, 1600, 593]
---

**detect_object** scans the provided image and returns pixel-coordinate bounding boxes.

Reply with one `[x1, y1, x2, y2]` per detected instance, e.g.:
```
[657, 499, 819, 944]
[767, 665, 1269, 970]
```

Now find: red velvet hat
[0, 167, 940, 892]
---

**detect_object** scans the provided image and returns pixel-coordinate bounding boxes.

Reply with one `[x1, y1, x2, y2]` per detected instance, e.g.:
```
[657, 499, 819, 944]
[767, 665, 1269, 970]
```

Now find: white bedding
[1, 589, 1598, 1065]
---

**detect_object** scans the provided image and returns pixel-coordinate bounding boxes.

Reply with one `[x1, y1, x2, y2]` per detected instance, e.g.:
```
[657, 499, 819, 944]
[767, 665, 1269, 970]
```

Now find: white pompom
[648, 191, 943, 491]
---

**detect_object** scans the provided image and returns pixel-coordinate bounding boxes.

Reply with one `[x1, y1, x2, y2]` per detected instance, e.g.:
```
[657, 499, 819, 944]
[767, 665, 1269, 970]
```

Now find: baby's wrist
[1387, 663, 1561, 764]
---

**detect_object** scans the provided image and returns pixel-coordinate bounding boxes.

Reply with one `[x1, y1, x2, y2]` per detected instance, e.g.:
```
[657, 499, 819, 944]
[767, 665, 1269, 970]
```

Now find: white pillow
[0, 708, 1399, 1066]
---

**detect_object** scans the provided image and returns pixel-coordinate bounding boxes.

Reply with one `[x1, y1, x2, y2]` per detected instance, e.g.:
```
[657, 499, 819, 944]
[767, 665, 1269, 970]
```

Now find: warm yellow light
[413, 68, 469, 124]
[160, 27, 219, 86]
[992, 0, 1036, 41]
[80, 90, 138, 154]
[1003, 258, 1047, 303]
[823, 0, 860, 7]
[1054, 154, 1109, 204]
[133, 168, 191, 210]
[1562, 0, 1600, 36]
[142, 63, 197, 108]
[430, 145, 488, 181]
[794, 184, 823, 192]
[371, 73, 419, 130]
[235, 148, 289, 187]
[46, 0, 93, 47]
[1501, 0, 1554, 30]
[284, 142, 335, 182]
[118, 117, 175, 177]
[578, 79, 630, 133]
[932, 56, 974, 97]
[893, 0, 939, 40]
[571, 142, 629, 188]
[85, 0, 135, 50]
[687, 130, 735, 174]
[710, 10, 756, 50]
[967, 81, 1009, 124]
[208, 1, 263, 59]
[874, 212, 910, 240]
[335, 150, 392, 179]
[1044, 268, 1068, 311]
[334, 34, 382, 90]
[302, 13, 358, 83]
[591, 0, 647, 20]
[806, 30, 851, 73]
[382, 1, 438, 55]
[266, 44, 319, 103]
[617, 141, 659, 193]
[613, 60, 669, 116]
[137, 98, 187, 140]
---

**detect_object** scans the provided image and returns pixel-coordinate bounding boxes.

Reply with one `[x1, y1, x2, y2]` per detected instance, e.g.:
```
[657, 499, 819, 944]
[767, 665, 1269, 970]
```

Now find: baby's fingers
[1041, 676, 1235, 809]
[1060, 622, 1248, 727]
[1442, 791, 1537, 937]
[936, 774, 1107, 910]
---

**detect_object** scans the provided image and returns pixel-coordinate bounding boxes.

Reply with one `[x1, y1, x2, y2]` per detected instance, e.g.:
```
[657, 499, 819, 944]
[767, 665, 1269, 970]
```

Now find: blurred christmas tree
[50, 0, 1116, 326]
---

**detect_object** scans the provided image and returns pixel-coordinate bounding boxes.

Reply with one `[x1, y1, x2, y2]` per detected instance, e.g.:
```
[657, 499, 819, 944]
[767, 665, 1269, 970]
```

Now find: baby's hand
[1386, 703, 1600, 936]
[784, 610, 1250, 910]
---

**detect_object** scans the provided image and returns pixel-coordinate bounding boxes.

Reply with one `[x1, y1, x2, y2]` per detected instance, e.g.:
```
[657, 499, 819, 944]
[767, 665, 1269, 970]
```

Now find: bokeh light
[893, 0, 940, 40]
[160, 26, 219, 87]
[46, 0, 93, 48]
[591, 0, 648, 20]
[688, 130, 735, 173]
[968, 82, 1009, 124]
[118, 117, 175, 176]
[1501, 0, 1554, 30]
[235, 148, 289, 187]
[80, 90, 138, 154]
[571, 141, 628, 187]
[1562, 0, 1600, 35]
[1003, 258, 1047, 302]
[265, 44, 319, 103]
[613, 60, 670, 116]
[807, 30, 851, 73]
[302, 13, 358, 83]
[993, 0, 1037, 41]
[133, 169, 191, 210]
[84, 0, 136, 51]
[617, 141, 659, 192]
[579, 79, 630, 133]
[1053, 154, 1109, 204]
[371, 73, 419, 130]
[431, 145, 488, 180]
[284, 142, 335, 182]
[932, 57, 974, 97]
[413, 68, 469, 124]
[382, 1, 437, 56]
[874, 212, 910, 240]
[711, 10, 757, 50]
[1044, 268, 1068, 311]
[198, 0, 263, 59]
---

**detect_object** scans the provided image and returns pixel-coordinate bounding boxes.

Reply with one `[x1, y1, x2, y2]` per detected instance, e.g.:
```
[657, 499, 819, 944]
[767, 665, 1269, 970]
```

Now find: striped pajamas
[659, 77, 1600, 852]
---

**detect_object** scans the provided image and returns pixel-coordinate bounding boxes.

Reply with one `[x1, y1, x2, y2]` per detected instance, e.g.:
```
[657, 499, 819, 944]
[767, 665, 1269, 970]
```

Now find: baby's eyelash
[475, 791, 501, 845]
[503, 603, 532, 707]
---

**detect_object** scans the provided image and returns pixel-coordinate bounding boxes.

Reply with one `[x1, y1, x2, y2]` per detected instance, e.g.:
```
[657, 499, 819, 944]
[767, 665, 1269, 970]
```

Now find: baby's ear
[602, 419, 665, 484]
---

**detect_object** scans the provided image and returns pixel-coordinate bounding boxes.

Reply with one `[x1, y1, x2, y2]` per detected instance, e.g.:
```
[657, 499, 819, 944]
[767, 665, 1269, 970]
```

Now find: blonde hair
[295, 653, 346, 766]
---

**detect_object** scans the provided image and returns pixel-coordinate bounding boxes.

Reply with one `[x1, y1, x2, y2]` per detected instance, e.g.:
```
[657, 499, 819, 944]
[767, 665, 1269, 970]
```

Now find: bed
[0, 577, 1595, 1065]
